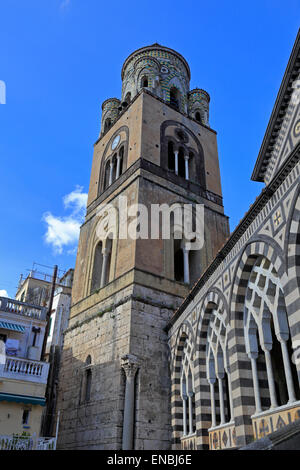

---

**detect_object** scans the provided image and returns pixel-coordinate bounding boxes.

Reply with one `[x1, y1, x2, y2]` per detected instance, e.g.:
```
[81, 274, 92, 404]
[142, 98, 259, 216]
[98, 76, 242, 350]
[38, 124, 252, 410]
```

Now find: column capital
[121, 354, 140, 378]
[247, 351, 258, 360]
[216, 371, 225, 380]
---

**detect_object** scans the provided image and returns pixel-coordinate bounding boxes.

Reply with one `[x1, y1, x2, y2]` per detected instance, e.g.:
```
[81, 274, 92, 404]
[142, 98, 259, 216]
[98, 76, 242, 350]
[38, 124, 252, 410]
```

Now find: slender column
[280, 340, 296, 404]
[100, 248, 109, 288]
[184, 155, 189, 180]
[263, 348, 278, 409]
[182, 395, 188, 436]
[209, 380, 216, 428]
[218, 377, 225, 425]
[249, 354, 262, 414]
[188, 392, 193, 434]
[183, 246, 190, 284]
[116, 155, 122, 179]
[108, 160, 114, 186]
[225, 369, 234, 421]
[174, 150, 179, 175]
[121, 355, 139, 450]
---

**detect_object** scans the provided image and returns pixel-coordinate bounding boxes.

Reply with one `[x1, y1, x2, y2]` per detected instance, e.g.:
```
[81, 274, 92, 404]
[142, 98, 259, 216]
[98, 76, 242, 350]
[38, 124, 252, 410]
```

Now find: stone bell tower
[56, 44, 229, 450]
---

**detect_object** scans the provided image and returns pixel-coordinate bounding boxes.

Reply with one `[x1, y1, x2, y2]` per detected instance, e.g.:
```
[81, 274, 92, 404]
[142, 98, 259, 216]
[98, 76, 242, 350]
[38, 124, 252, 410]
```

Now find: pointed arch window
[206, 307, 233, 428]
[180, 337, 195, 437]
[244, 256, 300, 414]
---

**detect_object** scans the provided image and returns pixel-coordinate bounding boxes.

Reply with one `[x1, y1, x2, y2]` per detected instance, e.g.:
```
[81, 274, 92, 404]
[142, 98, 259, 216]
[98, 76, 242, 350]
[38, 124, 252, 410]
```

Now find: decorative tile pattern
[208, 423, 237, 450]
[252, 403, 300, 440]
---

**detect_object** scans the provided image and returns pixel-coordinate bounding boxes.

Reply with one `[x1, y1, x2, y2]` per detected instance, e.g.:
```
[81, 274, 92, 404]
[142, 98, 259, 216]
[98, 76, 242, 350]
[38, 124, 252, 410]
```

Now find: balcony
[0, 357, 49, 384]
[0, 297, 46, 321]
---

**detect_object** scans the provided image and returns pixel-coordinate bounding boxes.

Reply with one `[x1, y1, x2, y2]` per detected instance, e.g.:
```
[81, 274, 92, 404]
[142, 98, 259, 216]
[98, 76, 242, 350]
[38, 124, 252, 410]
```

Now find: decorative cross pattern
[273, 210, 282, 227]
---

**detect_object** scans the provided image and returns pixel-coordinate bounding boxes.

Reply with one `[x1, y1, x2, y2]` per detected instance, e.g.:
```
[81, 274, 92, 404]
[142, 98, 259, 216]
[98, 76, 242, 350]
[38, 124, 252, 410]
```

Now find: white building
[0, 296, 50, 437]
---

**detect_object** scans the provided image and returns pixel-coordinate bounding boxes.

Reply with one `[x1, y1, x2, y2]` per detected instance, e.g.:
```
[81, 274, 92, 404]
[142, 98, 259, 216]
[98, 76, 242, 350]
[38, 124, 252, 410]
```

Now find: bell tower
[56, 44, 229, 450]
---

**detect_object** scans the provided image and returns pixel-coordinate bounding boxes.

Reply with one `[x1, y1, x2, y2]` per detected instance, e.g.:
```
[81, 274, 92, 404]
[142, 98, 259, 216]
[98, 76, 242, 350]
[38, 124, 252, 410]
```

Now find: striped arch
[193, 289, 230, 449]
[286, 191, 300, 357]
[170, 321, 194, 449]
[229, 239, 287, 446]
[135, 58, 160, 91]
[164, 75, 187, 112]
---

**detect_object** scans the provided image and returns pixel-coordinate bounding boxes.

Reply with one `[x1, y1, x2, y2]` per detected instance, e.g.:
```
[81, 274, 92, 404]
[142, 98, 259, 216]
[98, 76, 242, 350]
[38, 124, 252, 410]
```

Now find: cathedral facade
[167, 31, 300, 449]
[56, 33, 300, 450]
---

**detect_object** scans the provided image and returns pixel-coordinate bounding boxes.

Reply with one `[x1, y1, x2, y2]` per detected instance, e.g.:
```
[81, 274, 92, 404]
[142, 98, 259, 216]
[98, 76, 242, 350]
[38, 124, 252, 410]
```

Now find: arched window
[91, 238, 113, 293]
[104, 160, 111, 190]
[173, 239, 192, 285]
[124, 92, 131, 105]
[174, 239, 184, 282]
[180, 336, 195, 438]
[101, 237, 112, 287]
[168, 141, 175, 171]
[178, 147, 185, 178]
[206, 307, 233, 428]
[111, 154, 117, 182]
[141, 77, 149, 88]
[91, 241, 103, 293]
[195, 111, 201, 123]
[104, 118, 111, 132]
[171, 205, 198, 286]
[244, 256, 300, 414]
[116, 146, 124, 178]
[169, 87, 180, 111]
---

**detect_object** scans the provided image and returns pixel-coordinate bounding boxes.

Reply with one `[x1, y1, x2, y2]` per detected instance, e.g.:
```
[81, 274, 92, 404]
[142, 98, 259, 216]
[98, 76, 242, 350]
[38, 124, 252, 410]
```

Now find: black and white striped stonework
[167, 155, 300, 449]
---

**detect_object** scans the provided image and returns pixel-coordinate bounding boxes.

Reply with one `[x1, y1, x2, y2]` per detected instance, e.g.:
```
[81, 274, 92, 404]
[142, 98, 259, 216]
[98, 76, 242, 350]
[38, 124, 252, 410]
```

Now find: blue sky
[0, 0, 299, 297]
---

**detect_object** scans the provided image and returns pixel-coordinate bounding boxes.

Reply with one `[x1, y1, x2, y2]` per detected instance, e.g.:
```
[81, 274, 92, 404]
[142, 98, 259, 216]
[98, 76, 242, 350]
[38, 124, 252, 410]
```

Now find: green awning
[0, 392, 46, 406]
[0, 321, 25, 333]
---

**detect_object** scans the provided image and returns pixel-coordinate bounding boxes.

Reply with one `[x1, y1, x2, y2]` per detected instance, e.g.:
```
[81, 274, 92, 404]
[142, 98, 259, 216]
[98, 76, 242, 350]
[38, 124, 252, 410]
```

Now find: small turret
[188, 89, 210, 126]
[100, 98, 121, 135]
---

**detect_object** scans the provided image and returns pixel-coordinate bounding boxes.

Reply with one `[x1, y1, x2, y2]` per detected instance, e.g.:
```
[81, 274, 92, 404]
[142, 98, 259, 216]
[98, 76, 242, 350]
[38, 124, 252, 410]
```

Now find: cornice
[252, 29, 300, 182]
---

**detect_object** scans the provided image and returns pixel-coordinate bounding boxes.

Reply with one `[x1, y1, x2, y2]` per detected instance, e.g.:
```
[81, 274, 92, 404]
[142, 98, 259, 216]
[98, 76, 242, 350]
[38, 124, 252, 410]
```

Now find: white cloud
[63, 186, 88, 215]
[43, 186, 87, 254]
[0, 290, 8, 298]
